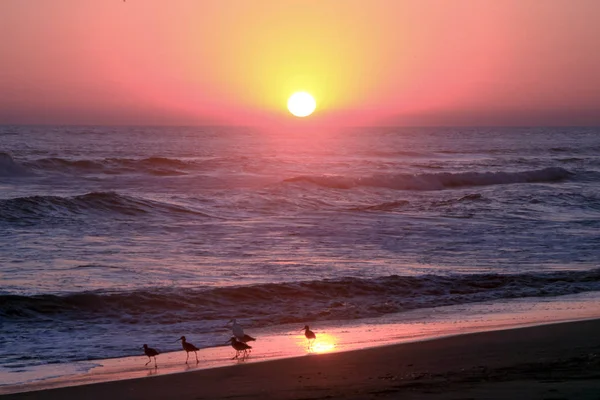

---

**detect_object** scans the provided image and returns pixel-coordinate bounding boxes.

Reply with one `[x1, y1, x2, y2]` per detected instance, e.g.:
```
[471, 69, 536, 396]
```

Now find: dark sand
[5, 319, 600, 400]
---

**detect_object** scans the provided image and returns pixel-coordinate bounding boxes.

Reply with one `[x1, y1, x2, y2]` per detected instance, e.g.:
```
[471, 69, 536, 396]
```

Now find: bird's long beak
[174, 339, 181, 343]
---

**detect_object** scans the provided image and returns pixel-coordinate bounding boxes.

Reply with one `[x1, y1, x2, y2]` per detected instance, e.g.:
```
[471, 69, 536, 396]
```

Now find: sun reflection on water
[298, 332, 337, 354]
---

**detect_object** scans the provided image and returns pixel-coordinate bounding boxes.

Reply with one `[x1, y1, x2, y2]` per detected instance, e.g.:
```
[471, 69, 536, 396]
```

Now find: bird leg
[154, 357, 157, 368]
[185, 352, 189, 363]
[145, 357, 151, 366]
[195, 351, 199, 363]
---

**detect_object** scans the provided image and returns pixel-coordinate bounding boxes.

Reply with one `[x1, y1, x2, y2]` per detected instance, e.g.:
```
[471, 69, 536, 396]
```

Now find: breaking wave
[24, 157, 191, 176]
[3, 269, 600, 326]
[0, 192, 215, 221]
[284, 167, 574, 190]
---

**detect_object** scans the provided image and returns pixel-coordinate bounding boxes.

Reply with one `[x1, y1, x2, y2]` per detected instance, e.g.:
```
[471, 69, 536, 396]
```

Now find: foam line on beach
[2, 291, 600, 395]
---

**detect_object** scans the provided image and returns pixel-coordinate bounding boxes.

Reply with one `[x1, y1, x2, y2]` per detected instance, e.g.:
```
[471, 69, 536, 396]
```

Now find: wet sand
[4, 318, 600, 400]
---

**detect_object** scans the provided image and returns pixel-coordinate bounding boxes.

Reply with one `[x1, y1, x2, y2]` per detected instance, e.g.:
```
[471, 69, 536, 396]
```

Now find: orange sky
[1, 0, 599, 126]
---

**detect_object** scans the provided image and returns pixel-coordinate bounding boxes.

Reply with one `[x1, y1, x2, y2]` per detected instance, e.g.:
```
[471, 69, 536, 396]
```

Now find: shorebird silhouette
[302, 325, 316, 349]
[142, 344, 159, 367]
[225, 336, 252, 360]
[175, 336, 199, 363]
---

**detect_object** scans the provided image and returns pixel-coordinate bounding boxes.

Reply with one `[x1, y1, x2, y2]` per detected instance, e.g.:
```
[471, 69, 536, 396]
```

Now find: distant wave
[458, 193, 484, 201]
[0, 152, 32, 177]
[284, 167, 573, 190]
[437, 146, 600, 156]
[3, 269, 600, 326]
[24, 156, 191, 176]
[359, 150, 431, 158]
[350, 200, 409, 212]
[349, 194, 485, 212]
[0, 192, 215, 221]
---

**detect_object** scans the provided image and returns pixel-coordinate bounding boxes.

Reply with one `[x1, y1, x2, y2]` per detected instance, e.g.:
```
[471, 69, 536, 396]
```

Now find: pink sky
[1, 0, 599, 126]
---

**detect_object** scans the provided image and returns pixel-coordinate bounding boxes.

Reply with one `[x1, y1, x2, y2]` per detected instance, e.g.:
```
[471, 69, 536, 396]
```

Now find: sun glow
[298, 332, 337, 354]
[312, 340, 336, 354]
[287, 92, 316, 117]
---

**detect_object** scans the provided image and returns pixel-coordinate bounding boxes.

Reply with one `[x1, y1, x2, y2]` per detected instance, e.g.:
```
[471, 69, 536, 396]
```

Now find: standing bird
[302, 325, 316, 348]
[225, 336, 252, 360]
[175, 336, 199, 363]
[142, 344, 159, 367]
[228, 319, 245, 341]
[228, 319, 256, 343]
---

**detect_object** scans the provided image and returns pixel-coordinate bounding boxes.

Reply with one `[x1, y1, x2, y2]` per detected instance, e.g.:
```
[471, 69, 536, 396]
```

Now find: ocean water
[1, 126, 599, 373]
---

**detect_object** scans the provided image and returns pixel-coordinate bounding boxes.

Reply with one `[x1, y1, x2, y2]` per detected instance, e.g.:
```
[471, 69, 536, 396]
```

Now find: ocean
[1, 126, 599, 375]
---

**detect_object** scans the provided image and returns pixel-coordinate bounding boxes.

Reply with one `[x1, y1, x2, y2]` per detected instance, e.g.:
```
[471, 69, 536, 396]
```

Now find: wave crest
[3, 269, 600, 325]
[0, 192, 214, 221]
[285, 167, 573, 190]
[25, 157, 191, 176]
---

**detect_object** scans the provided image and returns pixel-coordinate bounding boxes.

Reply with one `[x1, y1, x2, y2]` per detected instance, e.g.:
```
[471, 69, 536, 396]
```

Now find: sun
[287, 92, 316, 117]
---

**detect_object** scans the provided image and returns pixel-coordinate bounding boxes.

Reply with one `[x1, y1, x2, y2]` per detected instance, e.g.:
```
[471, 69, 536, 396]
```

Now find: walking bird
[225, 336, 252, 360]
[142, 344, 159, 367]
[301, 325, 316, 348]
[175, 336, 199, 363]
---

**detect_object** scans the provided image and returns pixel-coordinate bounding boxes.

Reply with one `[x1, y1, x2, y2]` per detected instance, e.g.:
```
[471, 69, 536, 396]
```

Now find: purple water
[1, 125, 599, 371]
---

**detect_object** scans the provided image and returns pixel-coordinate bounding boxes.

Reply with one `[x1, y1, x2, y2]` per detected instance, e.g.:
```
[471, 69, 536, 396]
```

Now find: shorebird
[175, 336, 199, 363]
[302, 325, 316, 348]
[228, 319, 245, 341]
[228, 319, 256, 343]
[142, 344, 159, 367]
[225, 336, 252, 360]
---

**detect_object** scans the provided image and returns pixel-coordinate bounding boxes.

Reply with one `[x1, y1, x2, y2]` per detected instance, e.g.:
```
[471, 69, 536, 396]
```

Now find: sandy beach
[4, 318, 600, 400]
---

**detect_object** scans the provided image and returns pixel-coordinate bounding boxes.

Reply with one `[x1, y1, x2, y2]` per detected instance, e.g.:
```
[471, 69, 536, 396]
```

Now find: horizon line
[2, 123, 599, 130]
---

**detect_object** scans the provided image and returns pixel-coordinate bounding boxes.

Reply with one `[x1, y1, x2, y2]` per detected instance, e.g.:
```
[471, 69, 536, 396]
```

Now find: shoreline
[4, 318, 600, 399]
[3, 291, 600, 397]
